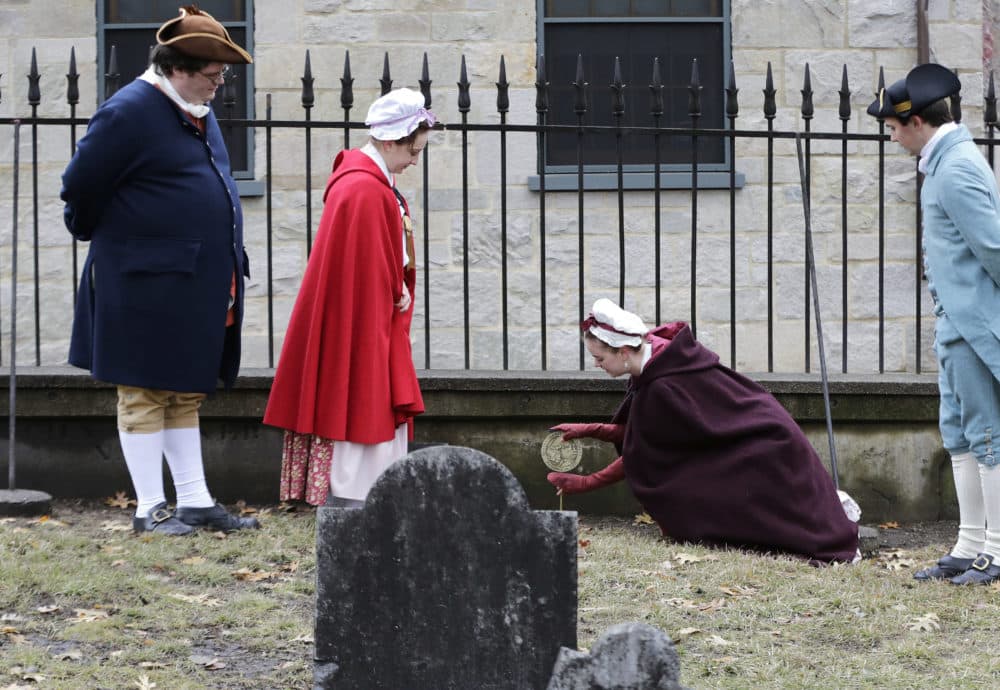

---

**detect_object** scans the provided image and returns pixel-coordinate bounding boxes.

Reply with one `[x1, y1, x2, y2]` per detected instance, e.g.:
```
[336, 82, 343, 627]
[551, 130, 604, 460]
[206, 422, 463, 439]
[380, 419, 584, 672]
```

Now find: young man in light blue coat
[868, 63, 1000, 585]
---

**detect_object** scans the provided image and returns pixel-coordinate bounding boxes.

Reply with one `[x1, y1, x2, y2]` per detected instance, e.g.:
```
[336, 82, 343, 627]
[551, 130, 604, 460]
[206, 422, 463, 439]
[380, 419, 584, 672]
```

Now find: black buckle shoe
[175, 503, 261, 532]
[913, 554, 974, 581]
[949, 553, 1000, 585]
[132, 502, 194, 536]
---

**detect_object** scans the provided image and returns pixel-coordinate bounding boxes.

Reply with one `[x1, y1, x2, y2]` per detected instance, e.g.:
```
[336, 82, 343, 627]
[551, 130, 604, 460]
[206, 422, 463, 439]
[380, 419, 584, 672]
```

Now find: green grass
[1, 502, 998, 688]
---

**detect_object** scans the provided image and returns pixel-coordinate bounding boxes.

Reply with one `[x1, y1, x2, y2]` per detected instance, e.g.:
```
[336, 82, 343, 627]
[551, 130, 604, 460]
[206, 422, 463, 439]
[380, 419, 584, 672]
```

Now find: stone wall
[0, 0, 993, 374]
[0, 368, 954, 524]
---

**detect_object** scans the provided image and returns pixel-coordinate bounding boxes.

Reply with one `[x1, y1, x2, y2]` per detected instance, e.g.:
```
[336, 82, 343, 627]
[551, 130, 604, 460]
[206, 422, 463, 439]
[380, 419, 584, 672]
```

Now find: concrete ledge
[0, 367, 948, 523]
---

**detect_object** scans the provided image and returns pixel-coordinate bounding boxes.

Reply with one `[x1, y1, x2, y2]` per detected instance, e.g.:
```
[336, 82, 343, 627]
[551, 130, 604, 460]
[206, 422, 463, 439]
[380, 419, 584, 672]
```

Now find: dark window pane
[103, 27, 249, 173]
[544, 0, 720, 17]
[670, 0, 721, 17]
[544, 22, 725, 167]
[633, 1, 672, 16]
[593, 0, 631, 16]
[106, 0, 244, 23]
[545, 0, 594, 17]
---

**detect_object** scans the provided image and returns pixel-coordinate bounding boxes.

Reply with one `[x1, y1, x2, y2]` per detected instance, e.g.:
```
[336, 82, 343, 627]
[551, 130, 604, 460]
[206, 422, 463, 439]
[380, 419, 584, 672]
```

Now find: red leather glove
[550, 423, 625, 444]
[547, 456, 626, 495]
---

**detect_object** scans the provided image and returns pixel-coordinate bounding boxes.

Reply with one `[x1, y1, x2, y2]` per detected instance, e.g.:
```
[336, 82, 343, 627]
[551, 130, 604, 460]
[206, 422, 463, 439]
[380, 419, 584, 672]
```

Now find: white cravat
[139, 66, 211, 119]
[918, 121, 958, 174]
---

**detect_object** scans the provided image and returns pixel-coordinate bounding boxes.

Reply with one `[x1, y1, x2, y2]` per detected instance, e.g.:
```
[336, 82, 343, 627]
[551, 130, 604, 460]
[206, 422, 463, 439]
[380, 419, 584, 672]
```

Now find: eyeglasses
[197, 66, 231, 84]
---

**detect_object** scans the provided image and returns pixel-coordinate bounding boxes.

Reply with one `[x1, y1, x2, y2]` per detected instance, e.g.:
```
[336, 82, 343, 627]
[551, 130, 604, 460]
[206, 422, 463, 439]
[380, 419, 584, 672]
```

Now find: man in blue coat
[61, 6, 258, 535]
[868, 63, 1000, 584]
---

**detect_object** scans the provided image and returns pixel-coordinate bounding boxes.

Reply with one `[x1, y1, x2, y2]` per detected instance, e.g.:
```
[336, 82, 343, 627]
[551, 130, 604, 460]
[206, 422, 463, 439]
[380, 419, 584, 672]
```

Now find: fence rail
[2, 49, 998, 375]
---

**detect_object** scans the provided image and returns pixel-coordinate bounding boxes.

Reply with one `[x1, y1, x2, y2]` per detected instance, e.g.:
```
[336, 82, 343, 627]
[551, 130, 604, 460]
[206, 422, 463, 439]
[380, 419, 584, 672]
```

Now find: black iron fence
[2, 48, 998, 375]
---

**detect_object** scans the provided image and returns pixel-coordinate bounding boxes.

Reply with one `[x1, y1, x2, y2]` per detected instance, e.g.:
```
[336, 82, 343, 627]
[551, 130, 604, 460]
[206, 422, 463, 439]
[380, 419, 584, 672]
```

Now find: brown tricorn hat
[156, 5, 252, 64]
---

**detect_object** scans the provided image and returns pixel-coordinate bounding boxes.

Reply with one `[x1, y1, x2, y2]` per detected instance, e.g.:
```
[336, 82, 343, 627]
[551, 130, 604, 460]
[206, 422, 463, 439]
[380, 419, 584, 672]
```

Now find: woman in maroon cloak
[547, 299, 860, 564]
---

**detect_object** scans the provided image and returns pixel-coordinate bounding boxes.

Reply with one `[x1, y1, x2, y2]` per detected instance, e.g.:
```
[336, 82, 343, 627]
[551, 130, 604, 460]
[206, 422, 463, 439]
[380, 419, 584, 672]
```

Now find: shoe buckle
[972, 555, 992, 571]
[150, 507, 173, 525]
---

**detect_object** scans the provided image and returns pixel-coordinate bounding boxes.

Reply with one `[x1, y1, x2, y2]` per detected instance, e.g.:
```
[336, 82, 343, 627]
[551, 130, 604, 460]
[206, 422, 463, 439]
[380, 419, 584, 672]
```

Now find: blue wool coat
[62, 79, 247, 393]
[921, 125, 1000, 381]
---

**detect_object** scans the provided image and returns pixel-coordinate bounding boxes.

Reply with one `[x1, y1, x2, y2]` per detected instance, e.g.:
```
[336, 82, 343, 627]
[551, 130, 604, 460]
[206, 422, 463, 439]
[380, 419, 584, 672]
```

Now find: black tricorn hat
[156, 5, 252, 65]
[866, 63, 959, 119]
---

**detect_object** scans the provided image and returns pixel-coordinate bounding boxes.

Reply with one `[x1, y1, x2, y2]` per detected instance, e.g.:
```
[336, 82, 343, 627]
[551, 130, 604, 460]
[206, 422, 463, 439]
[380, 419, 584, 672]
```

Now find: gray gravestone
[314, 445, 577, 690]
[546, 622, 689, 690]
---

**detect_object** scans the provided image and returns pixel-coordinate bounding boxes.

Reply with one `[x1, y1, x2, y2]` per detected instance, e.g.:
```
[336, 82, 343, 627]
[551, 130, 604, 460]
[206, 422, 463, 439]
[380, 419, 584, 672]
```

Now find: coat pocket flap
[121, 237, 202, 274]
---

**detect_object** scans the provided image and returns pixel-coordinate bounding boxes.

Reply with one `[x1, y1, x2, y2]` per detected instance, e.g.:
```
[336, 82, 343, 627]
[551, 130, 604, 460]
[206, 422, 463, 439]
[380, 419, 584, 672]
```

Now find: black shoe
[913, 554, 974, 581]
[175, 502, 260, 532]
[949, 554, 1000, 585]
[132, 502, 194, 536]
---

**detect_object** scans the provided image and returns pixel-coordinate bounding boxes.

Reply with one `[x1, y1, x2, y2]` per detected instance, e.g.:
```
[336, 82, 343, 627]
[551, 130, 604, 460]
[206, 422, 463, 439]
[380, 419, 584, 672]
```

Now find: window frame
[534, 0, 739, 190]
[96, 0, 257, 188]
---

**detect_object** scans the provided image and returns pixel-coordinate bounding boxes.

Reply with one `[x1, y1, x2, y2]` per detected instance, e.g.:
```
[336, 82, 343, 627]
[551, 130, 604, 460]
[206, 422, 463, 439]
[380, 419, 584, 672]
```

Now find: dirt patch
[871, 519, 957, 551]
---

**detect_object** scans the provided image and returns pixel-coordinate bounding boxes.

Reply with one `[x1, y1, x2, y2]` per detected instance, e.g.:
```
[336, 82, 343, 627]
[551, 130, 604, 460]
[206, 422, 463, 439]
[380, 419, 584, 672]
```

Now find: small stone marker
[314, 445, 578, 689]
[546, 622, 690, 690]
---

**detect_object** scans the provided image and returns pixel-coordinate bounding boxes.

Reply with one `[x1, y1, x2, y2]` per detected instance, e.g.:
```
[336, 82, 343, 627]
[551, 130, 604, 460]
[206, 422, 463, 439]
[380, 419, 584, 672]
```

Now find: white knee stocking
[980, 463, 1000, 559]
[951, 451, 986, 558]
[163, 427, 214, 509]
[119, 430, 166, 518]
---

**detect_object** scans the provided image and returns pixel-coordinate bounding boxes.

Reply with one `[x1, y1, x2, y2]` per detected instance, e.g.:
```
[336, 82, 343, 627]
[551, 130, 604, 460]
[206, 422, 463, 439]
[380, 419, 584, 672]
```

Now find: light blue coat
[921, 125, 1000, 381]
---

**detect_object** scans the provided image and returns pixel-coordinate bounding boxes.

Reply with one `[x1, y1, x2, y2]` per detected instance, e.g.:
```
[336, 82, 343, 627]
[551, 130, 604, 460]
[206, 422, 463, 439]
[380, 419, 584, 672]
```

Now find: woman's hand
[550, 422, 625, 444]
[396, 284, 411, 312]
[546, 457, 626, 494]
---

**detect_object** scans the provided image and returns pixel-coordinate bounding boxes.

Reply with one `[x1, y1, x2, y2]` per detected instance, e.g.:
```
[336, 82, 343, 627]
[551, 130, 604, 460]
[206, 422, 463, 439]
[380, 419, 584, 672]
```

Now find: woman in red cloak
[547, 299, 860, 564]
[264, 89, 434, 507]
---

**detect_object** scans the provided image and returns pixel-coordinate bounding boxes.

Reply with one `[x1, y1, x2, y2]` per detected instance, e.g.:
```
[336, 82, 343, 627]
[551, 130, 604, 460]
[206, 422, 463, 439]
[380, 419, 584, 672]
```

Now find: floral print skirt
[279, 430, 333, 506]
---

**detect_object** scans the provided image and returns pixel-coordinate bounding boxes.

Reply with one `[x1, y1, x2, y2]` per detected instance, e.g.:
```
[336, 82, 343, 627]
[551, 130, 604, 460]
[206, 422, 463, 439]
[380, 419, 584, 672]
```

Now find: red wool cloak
[263, 150, 424, 443]
[616, 323, 859, 563]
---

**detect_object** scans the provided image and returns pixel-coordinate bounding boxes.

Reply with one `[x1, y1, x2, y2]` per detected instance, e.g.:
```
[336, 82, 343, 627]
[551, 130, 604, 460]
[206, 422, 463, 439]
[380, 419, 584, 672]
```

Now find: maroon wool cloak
[615, 323, 859, 563]
[263, 149, 424, 443]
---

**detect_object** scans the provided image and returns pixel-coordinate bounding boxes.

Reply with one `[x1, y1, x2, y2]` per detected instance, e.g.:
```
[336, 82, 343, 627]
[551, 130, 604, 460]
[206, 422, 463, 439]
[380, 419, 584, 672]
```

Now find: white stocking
[163, 427, 214, 509]
[119, 430, 166, 518]
[951, 451, 986, 558]
[980, 462, 1000, 560]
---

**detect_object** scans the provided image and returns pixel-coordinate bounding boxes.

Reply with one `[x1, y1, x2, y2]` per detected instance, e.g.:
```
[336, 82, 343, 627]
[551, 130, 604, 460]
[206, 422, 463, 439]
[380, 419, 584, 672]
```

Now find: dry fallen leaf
[578, 539, 591, 548]
[633, 512, 655, 526]
[169, 592, 222, 607]
[134, 675, 156, 690]
[662, 597, 697, 609]
[181, 556, 206, 566]
[291, 634, 314, 644]
[719, 585, 758, 598]
[708, 634, 734, 647]
[190, 654, 227, 670]
[696, 598, 727, 613]
[235, 500, 258, 516]
[105, 491, 137, 509]
[908, 613, 941, 632]
[231, 568, 280, 582]
[672, 627, 702, 642]
[879, 521, 900, 530]
[73, 608, 110, 623]
[53, 649, 83, 661]
[138, 661, 167, 669]
[100, 521, 132, 533]
[38, 516, 69, 527]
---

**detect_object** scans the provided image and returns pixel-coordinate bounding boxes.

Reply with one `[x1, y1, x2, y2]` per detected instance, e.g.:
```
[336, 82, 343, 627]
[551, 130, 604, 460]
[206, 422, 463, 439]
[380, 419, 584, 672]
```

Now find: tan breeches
[116, 385, 206, 433]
